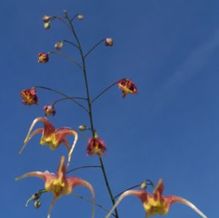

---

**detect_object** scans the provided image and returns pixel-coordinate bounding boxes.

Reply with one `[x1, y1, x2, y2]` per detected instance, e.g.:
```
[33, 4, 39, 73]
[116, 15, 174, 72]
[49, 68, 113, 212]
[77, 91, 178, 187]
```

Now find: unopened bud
[105, 38, 113, 46]
[42, 15, 51, 23]
[34, 200, 41, 209]
[140, 181, 147, 190]
[43, 104, 56, 116]
[43, 22, 51, 29]
[54, 41, 64, 50]
[79, 125, 87, 131]
[77, 14, 84, 20]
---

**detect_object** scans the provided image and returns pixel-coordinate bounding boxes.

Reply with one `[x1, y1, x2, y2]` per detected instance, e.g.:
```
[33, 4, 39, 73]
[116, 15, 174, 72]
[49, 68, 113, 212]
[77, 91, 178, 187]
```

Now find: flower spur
[19, 117, 78, 166]
[105, 179, 207, 218]
[16, 156, 95, 218]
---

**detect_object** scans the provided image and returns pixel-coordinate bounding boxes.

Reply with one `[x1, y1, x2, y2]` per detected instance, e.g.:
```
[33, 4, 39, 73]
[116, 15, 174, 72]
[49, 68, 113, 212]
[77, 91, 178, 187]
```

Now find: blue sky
[1, 0, 218, 217]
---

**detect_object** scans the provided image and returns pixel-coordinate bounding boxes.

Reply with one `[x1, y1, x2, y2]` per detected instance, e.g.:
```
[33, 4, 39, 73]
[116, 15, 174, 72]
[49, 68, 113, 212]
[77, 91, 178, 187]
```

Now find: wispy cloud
[154, 29, 219, 111]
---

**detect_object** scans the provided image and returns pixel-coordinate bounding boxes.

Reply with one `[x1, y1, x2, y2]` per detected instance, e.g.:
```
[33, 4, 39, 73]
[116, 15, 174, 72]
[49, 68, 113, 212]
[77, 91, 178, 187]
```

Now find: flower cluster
[17, 10, 207, 218]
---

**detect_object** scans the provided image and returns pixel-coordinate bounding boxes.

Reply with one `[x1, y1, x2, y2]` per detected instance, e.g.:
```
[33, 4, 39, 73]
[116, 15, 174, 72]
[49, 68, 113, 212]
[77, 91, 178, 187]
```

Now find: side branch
[35, 86, 88, 112]
[84, 39, 105, 58]
[92, 81, 118, 103]
[63, 39, 79, 49]
[50, 50, 82, 69]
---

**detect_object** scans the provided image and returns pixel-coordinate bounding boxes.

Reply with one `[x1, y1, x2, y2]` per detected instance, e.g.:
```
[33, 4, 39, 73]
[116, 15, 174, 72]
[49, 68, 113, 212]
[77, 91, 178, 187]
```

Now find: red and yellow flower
[117, 78, 137, 97]
[87, 136, 106, 156]
[105, 179, 207, 218]
[38, 52, 49, 63]
[16, 156, 95, 218]
[19, 117, 78, 166]
[20, 87, 38, 105]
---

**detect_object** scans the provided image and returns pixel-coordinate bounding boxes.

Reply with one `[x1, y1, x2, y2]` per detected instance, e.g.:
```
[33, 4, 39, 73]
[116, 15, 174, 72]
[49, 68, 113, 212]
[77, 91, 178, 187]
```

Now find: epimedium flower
[16, 156, 95, 218]
[20, 87, 38, 105]
[87, 135, 106, 156]
[19, 117, 78, 166]
[117, 78, 137, 97]
[105, 179, 207, 218]
[43, 104, 56, 116]
[38, 52, 49, 63]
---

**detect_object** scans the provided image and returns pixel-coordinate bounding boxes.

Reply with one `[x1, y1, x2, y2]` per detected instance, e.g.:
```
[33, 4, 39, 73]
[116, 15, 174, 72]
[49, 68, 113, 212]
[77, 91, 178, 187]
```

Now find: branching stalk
[64, 12, 119, 218]
[35, 85, 88, 112]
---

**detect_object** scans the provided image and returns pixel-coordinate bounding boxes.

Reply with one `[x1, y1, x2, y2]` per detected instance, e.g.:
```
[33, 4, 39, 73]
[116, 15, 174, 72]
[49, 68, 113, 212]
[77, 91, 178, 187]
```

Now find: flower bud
[54, 41, 64, 50]
[77, 14, 84, 20]
[43, 104, 56, 116]
[78, 124, 87, 131]
[140, 181, 147, 190]
[34, 199, 41, 209]
[42, 16, 52, 30]
[105, 38, 113, 46]
[42, 15, 51, 23]
[43, 22, 51, 29]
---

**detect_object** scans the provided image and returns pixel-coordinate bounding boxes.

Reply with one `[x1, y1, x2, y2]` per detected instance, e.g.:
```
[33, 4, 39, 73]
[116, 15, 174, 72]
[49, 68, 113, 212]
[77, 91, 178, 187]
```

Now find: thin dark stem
[52, 96, 87, 106]
[84, 39, 105, 59]
[70, 13, 80, 22]
[50, 50, 82, 69]
[53, 16, 66, 25]
[35, 86, 88, 112]
[63, 39, 79, 49]
[64, 12, 95, 134]
[67, 165, 101, 174]
[64, 12, 119, 218]
[98, 156, 118, 216]
[92, 81, 118, 103]
[73, 193, 116, 217]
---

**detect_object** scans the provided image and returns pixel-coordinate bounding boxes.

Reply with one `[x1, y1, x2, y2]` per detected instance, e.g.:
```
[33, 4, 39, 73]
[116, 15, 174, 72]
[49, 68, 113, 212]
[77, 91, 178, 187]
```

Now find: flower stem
[92, 81, 118, 103]
[67, 165, 101, 174]
[84, 39, 105, 58]
[64, 11, 119, 218]
[35, 85, 88, 112]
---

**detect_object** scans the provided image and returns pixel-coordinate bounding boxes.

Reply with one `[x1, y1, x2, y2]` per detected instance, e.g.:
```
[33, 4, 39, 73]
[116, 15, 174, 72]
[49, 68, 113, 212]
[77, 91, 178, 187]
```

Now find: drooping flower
[38, 52, 49, 63]
[117, 78, 137, 97]
[19, 117, 78, 166]
[54, 41, 64, 50]
[20, 87, 38, 105]
[42, 15, 52, 29]
[16, 156, 95, 218]
[105, 179, 207, 218]
[43, 105, 56, 116]
[87, 135, 106, 156]
[105, 38, 113, 46]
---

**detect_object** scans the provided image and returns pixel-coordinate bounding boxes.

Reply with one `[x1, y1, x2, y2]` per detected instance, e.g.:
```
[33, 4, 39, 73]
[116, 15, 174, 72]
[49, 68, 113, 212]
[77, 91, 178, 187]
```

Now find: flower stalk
[64, 11, 119, 218]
